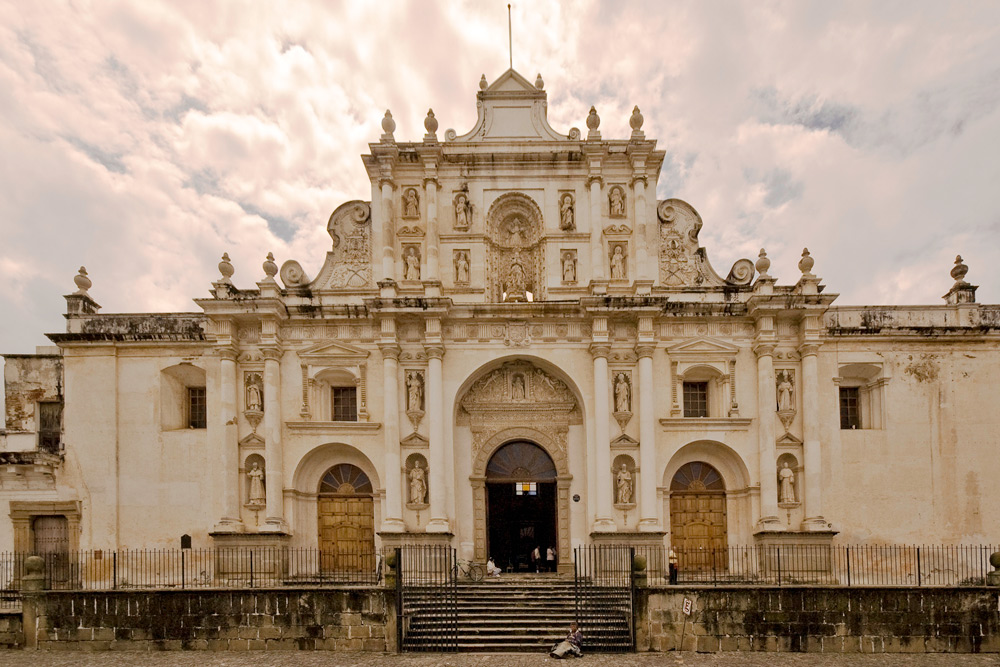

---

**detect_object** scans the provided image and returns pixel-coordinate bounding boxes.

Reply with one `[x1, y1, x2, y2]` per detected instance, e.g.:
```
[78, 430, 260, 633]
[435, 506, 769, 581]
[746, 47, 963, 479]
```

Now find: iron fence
[0, 547, 384, 591]
[633, 544, 999, 587]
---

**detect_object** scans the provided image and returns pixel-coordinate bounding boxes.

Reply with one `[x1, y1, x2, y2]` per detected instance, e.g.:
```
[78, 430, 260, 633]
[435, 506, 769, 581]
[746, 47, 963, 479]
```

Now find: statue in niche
[404, 246, 421, 281]
[562, 252, 576, 282]
[560, 194, 575, 231]
[611, 245, 627, 280]
[506, 216, 527, 247]
[247, 461, 266, 505]
[454, 193, 470, 229]
[507, 260, 527, 300]
[779, 462, 796, 504]
[245, 373, 263, 412]
[512, 373, 526, 400]
[776, 372, 794, 412]
[455, 251, 470, 284]
[409, 459, 427, 505]
[609, 187, 626, 218]
[403, 188, 419, 218]
[616, 463, 633, 504]
[406, 371, 424, 412]
[614, 372, 631, 413]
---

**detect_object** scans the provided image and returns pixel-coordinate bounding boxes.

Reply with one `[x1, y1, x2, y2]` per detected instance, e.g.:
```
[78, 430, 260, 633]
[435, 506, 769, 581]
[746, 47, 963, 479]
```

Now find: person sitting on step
[550, 621, 583, 658]
[486, 556, 501, 577]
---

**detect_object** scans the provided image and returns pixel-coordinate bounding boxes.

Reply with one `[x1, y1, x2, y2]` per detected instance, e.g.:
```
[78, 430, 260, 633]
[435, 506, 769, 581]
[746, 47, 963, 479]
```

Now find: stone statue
[404, 246, 421, 281]
[779, 462, 796, 503]
[246, 378, 262, 412]
[512, 374, 526, 400]
[404, 188, 419, 218]
[614, 373, 631, 413]
[562, 253, 576, 282]
[507, 260, 526, 299]
[247, 462, 266, 505]
[506, 217, 526, 247]
[456, 251, 470, 284]
[610, 187, 625, 217]
[409, 459, 427, 505]
[455, 194, 470, 228]
[616, 463, 632, 504]
[560, 195, 575, 231]
[611, 245, 627, 280]
[406, 371, 424, 412]
[777, 372, 794, 412]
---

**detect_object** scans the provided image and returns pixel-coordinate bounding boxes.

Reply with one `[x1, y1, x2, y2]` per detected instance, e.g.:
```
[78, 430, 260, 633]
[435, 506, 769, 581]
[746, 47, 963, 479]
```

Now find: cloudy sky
[2, 0, 1000, 356]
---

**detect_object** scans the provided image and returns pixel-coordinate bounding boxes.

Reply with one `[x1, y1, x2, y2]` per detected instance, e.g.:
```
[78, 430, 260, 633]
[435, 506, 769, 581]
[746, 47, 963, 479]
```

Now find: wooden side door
[318, 495, 374, 572]
[669, 492, 727, 571]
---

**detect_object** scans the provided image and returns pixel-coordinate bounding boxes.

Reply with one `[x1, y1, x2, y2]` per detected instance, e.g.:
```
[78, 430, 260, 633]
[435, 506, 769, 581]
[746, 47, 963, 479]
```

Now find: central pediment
[457, 360, 581, 424]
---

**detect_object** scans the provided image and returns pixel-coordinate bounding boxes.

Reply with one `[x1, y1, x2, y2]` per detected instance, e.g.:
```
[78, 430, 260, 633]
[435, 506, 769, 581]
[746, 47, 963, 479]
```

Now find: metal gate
[574, 545, 635, 652]
[396, 545, 457, 652]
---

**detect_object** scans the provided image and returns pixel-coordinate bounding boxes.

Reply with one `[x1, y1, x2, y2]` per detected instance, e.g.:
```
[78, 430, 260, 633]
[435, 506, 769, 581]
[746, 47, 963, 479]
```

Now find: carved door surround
[459, 360, 581, 572]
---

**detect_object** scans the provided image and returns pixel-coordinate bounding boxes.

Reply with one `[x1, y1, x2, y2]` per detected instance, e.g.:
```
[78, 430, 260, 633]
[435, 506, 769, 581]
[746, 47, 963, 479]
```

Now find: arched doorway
[317, 464, 375, 573]
[670, 461, 728, 571]
[486, 441, 557, 572]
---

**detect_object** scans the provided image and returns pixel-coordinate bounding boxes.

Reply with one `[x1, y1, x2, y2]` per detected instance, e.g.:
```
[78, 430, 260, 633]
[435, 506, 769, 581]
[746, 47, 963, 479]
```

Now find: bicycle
[454, 558, 484, 582]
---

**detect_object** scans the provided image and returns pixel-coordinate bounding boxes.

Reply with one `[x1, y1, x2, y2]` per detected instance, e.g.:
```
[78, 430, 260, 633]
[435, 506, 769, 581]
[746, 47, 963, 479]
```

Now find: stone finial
[987, 552, 1000, 586]
[218, 253, 234, 282]
[381, 110, 395, 140]
[424, 109, 438, 136]
[951, 255, 969, 283]
[263, 252, 278, 280]
[798, 248, 814, 275]
[586, 106, 600, 131]
[479, 74, 488, 90]
[755, 249, 771, 277]
[73, 266, 92, 294]
[629, 106, 644, 133]
[535, 73, 544, 90]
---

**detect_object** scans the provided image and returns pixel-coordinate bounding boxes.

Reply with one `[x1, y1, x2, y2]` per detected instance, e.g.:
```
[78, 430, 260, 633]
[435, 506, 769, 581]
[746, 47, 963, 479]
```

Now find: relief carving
[315, 200, 372, 289]
[559, 193, 575, 231]
[609, 186, 626, 218]
[402, 188, 420, 219]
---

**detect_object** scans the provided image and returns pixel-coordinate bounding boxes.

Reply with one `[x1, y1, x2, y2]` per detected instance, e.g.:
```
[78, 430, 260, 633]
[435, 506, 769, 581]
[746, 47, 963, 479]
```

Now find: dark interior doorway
[486, 441, 557, 572]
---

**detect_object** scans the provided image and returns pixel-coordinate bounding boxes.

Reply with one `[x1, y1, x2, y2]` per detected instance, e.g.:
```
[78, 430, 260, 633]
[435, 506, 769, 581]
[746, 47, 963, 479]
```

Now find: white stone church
[2, 70, 998, 572]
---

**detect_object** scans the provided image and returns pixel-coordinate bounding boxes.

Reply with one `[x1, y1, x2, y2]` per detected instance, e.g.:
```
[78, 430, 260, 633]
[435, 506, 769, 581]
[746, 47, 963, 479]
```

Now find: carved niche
[311, 201, 373, 289]
[485, 194, 545, 302]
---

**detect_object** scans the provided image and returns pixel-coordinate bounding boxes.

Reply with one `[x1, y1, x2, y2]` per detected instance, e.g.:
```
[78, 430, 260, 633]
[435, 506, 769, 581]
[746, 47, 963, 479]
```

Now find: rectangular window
[332, 387, 358, 422]
[683, 382, 709, 418]
[188, 387, 207, 429]
[38, 401, 63, 454]
[840, 387, 860, 429]
[514, 481, 537, 496]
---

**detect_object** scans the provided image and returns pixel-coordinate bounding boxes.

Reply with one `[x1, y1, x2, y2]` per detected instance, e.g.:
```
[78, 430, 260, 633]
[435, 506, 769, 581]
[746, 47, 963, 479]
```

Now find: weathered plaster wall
[2, 353, 61, 440]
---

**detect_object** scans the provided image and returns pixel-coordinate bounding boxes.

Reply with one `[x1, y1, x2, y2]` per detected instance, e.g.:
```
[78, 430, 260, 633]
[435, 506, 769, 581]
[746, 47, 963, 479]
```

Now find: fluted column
[633, 177, 648, 282]
[380, 180, 395, 280]
[215, 349, 243, 529]
[425, 179, 439, 282]
[636, 345, 660, 531]
[754, 343, 781, 529]
[262, 348, 286, 531]
[425, 345, 450, 532]
[590, 343, 616, 532]
[379, 345, 404, 532]
[800, 345, 827, 529]
[589, 178, 604, 281]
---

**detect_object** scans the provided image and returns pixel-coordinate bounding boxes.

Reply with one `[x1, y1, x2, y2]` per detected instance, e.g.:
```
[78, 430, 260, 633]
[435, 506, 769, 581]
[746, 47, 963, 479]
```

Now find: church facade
[2, 70, 998, 572]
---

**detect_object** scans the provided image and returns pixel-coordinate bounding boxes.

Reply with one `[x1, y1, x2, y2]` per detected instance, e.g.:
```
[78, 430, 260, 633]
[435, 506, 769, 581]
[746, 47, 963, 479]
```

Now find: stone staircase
[401, 575, 632, 652]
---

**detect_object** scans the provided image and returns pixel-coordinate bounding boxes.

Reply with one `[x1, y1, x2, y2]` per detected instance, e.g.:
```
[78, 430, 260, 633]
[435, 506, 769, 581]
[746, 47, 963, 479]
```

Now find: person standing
[668, 548, 679, 585]
[546, 546, 557, 573]
[531, 546, 541, 573]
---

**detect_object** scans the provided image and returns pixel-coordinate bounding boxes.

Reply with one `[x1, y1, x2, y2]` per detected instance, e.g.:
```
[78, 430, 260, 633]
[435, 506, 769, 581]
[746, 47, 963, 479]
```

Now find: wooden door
[669, 462, 727, 572]
[318, 495, 374, 572]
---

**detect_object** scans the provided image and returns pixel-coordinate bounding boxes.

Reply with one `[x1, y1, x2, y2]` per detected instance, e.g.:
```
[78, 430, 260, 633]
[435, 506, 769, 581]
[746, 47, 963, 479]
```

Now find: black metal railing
[574, 545, 635, 652]
[397, 545, 457, 652]
[632, 544, 1000, 586]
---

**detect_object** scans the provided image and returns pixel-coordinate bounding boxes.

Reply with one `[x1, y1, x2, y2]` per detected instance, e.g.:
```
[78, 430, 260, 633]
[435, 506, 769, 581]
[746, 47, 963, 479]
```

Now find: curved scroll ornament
[657, 198, 755, 289]
[726, 258, 755, 286]
[313, 201, 373, 289]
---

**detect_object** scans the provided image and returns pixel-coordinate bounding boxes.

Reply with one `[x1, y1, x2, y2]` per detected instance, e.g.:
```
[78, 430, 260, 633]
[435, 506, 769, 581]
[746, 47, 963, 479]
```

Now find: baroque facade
[2, 70, 999, 571]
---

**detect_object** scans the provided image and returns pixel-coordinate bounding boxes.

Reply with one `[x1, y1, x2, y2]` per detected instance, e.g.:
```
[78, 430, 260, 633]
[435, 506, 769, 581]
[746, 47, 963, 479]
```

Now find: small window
[38, 401, 63, 454]
[332, 387, 358, 422]
[839, 387, 860, 430]
[683, 382, 708, 418]
[514, 482, 537, 496]
[188, 387, 207, 429]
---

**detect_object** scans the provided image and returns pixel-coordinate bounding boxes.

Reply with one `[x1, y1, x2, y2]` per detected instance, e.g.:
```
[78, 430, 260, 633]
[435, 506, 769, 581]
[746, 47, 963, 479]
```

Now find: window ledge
[659, 418, 752, 431]
[285, 421, 382, 434]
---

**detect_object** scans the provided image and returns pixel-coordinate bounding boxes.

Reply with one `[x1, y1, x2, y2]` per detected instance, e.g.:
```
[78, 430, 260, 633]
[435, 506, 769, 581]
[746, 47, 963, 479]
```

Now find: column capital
[424, 345, 445, 360]
[586, 175, 603, 188]
[634, 344, 656, 359]
[589, 343, 611, 359]
[422, 176, 439, 188]
[752, 341, 776, 359]
[798, 342, 821, 358]
[216, 346, 238, 362]
[377, 344, 401, 361]
[631, 175, 648, 188]
[378, 177, 395, 189]
[261, 346, 282, 362]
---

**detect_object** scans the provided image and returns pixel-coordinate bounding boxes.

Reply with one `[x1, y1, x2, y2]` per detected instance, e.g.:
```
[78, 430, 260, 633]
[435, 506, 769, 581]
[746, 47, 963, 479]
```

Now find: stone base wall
[23, 589, 391, 651]
[0, 611, 22, 648]
[637, 587, 1000, 653]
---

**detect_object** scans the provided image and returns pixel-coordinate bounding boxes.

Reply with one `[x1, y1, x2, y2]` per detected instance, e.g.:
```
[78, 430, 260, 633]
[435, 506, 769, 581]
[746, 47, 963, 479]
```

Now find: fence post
[181, 550, 185, 590]
[250, 550, 254, 588]
[916, 547, 921, 587]
[394, 547, 402, 653]
[113, 552, 117, 590]
[845, 546, 851, 587]
[711, 549, 717, 587]
[777, 547, 782, 587]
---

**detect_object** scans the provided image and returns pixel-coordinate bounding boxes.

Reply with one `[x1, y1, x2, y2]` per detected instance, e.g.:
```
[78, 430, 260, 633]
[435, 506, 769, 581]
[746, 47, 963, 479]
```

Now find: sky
[2, 0, 1000, 357]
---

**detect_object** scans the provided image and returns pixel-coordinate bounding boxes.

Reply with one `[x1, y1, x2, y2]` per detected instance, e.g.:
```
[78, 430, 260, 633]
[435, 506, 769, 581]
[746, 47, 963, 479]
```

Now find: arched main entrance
[486, 441, 557, 572]
[670, 461, 728, 571]
[317, 464, 375, 572]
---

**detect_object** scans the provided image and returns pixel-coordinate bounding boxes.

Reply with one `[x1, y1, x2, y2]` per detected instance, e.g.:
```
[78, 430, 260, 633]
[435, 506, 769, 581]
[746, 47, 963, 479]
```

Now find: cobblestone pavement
[0, 652, 998, 666]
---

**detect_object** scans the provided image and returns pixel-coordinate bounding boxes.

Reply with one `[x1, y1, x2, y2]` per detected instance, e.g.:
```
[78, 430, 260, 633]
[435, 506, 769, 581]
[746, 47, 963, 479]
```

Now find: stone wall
[23, 588, 391, 651]
[0, 611, 22, 648]
[636, 587, 1000, 653]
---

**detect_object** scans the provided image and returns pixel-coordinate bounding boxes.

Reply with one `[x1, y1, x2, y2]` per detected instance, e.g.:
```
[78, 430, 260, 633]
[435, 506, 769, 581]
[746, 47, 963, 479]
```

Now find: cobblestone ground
[0, 652, 998, 666]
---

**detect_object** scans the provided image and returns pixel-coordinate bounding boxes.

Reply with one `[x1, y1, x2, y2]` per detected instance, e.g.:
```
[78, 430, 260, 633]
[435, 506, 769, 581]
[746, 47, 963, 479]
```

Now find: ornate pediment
[310, 200, 373, 290]
[657, 198, 755, 289]
[667, 337, 739, 357]
[458, 361, 580, 424]
[298, 340, 369, 362]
